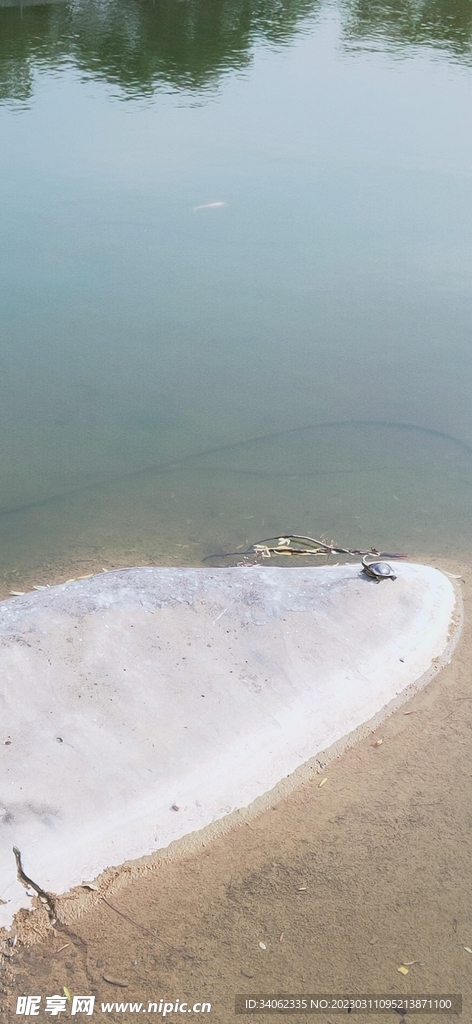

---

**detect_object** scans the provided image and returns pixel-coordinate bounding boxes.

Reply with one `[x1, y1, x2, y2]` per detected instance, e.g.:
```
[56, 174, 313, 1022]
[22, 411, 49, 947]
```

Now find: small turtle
[362, 555, 397, 582]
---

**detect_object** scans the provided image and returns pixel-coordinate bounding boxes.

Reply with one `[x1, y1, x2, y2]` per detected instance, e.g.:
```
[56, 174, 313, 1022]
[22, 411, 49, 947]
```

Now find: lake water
[0, 0, 471, 589]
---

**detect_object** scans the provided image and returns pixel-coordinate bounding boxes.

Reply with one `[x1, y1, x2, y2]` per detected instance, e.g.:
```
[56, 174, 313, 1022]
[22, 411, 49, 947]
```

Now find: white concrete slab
[0, 563, 456, 928]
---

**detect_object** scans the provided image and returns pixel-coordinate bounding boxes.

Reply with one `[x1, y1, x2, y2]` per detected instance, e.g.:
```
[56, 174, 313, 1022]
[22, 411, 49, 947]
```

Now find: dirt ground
[1, 557, 470, 1024]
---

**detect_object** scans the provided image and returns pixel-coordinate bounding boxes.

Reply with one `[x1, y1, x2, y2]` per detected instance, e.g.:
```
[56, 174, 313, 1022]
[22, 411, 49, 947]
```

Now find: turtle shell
[362, 557, 397, 581]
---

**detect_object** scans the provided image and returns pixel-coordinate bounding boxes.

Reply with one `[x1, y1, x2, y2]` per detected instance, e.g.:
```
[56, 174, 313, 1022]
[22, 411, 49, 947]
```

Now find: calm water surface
[0, 0, 471, 585]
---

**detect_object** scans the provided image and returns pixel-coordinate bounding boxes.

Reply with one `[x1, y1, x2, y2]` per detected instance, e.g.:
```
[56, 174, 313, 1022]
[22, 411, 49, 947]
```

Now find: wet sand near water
[1, 556, 471, 1023]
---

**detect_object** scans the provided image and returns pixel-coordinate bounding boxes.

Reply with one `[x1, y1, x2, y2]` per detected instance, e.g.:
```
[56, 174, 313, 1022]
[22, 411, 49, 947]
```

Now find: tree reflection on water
[0, 0, 470, 105]
[0, 0, 320, 102]
[342, 0, 472, 61]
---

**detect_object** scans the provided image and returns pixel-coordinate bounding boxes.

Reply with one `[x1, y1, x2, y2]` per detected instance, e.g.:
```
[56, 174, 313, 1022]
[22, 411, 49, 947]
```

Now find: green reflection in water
[0, 0, 471, 108]
[342, 0, 472, 62]
[0, 0, 320, 103]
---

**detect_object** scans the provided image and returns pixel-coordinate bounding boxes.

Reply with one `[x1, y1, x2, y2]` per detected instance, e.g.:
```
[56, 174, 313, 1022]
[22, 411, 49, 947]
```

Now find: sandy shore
[1, 555, 470, 1023]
